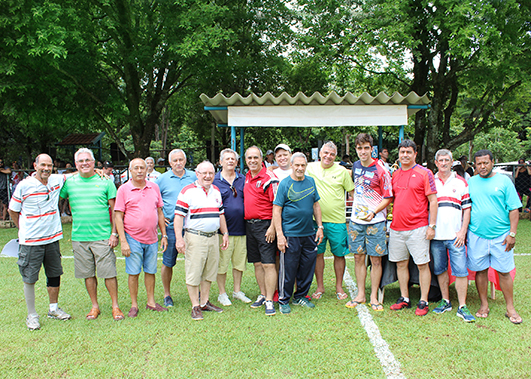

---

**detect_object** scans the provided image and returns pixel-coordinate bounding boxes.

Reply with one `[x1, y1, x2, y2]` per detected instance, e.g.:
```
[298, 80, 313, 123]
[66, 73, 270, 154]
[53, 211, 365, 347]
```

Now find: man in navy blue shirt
[273, 152, 324, 314]
[213, 149, 252, 306]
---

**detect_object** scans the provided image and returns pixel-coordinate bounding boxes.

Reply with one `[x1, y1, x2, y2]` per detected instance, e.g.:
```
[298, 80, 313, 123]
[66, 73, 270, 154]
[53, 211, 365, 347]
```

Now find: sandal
[112, 307, 125, 321]
[336, 292, 348, 300]
[345, 300, 365, 308]
[311, 291, 324, 300]
[370, 303, 384, 312]
[86, 307, 101, 320]
[505, 312, 523, 324]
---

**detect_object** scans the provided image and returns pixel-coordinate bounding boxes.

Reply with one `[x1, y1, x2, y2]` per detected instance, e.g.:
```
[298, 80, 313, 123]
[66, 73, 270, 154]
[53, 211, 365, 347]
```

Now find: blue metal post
[240, 127, 245, 172]
[231, 126, 236, 152]
[399, 125, 404, 143]
[378, 126, 383, 154]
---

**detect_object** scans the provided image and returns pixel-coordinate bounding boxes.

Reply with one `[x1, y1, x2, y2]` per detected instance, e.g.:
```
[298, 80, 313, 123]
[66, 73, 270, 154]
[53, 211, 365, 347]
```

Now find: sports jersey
[350, 159, 393, 225]
[9, 174, 65, 245]
[244, 165, 278, 220]
[306, 162, 354, 223]
[391, 164, 437, 231]
[434, 172, 471, 240]
[175, 182, 224, 233]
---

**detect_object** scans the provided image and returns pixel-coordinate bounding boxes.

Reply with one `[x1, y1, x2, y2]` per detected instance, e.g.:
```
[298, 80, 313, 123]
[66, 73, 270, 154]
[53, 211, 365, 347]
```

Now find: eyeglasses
[76, 159, 95, 164]
[197, 171, 214, 177]
[230, 185, 237, 198]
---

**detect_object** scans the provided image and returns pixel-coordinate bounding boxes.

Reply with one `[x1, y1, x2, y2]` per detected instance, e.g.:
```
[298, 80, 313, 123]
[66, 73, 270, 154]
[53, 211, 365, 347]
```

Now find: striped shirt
[175, 182, 224, 233]
[9, 174, 65, 245]
[434, 172, 471, 240]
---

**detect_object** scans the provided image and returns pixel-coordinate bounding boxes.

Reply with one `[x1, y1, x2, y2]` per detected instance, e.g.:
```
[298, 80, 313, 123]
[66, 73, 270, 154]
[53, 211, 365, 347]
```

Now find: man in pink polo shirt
[115, 158, 168, 318]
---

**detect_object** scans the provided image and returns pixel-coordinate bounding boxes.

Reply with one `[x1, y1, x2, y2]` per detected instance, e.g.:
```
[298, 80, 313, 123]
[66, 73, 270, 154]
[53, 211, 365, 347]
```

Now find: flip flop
[345, 300, 365, 308]
[336, 292, 348, 300]
[475, 308, 490, 318]
[505, 312, 523, 324]
[311, 291, 324, 300]
[86, 307, 101, 320]
[370, 303, 384, 312]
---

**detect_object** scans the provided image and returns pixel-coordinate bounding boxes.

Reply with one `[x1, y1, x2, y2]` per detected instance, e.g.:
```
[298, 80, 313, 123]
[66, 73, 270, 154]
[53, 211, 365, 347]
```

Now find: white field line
[343, 266, 406, 379]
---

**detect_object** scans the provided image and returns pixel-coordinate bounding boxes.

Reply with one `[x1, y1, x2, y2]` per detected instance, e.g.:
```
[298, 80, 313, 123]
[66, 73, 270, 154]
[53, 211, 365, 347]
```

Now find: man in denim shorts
[388, 140, 438, 316]
[115, 158, 168, 318]
[468, 149, 522, 324]
[346, 133, 392, 311]
[430, 149, 475, 322]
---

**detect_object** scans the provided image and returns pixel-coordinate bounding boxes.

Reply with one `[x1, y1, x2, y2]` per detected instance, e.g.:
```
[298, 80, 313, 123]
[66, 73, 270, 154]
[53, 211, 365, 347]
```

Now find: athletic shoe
[415, 301, 429, 316]
[456, 306, 476, 323]
[265, 300, 276, 316]
[26, 314, 40, 330]
[218, 293, 232, 306]
[191, 306, 203, 321]
[390, 297, 411, 310]
[48, 308, 72, 320]
[251, 294, 266, 308]
[433, 299, 453, 314]
[164, 296, 174, 308]
[233, 291, 252, 303]
[279, 303, 291, 314]
[201, 301, 223, 313]
[292, 297, 315, 308]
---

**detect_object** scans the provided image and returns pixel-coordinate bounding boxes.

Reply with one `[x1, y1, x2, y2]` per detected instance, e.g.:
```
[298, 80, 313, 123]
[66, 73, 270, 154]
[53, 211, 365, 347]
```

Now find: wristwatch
[162, 235, 168, 239]
[509, 231, 516, 238]
[429, 224, 436, 230]
[318, 225, 324, 229]
[111, 233, 119, 237]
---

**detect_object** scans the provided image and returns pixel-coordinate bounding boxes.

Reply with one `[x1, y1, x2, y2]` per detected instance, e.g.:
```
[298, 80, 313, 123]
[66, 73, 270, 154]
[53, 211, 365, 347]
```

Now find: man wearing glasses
[175, 161, 229, 320]
[60, 148, 124, 321]
[388, 140, 438, 316]
[9, 154, 71, 330]
[213, 149, 251, 306]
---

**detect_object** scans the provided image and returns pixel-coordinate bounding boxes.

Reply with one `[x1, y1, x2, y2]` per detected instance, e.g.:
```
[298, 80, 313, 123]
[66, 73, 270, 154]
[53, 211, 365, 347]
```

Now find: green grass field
[0, 222, 530, 378]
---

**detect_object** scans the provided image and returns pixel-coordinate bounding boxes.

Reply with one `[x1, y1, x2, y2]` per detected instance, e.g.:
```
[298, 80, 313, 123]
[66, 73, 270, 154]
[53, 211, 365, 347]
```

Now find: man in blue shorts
[468, 149, 522, 324]
[156, 149, 196, 307]
[273, 153, 323, 314]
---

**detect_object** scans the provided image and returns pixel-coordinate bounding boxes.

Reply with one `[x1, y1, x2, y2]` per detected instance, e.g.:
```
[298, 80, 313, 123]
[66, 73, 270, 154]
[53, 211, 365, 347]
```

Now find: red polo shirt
[244, 165, 278, 220]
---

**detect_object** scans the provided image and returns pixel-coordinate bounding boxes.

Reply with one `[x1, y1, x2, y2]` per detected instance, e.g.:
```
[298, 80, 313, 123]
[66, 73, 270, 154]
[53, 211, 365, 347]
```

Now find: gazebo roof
[56, 132, 105, 146]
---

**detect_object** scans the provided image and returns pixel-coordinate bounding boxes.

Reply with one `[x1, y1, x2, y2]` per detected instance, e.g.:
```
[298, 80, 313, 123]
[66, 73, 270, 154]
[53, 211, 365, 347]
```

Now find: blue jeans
[430, 239, 468, 277]
[125, 233, 158, 275]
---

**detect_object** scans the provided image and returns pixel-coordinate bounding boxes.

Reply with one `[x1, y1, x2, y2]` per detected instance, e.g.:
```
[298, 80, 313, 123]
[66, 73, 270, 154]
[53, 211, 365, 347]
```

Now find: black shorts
[18, 241, 63, 283]
[246, 219, 276, 264]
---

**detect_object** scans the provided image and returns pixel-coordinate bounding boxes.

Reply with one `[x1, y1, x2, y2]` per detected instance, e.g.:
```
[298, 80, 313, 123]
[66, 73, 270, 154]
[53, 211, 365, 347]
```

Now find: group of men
[8, 135, 523, 328]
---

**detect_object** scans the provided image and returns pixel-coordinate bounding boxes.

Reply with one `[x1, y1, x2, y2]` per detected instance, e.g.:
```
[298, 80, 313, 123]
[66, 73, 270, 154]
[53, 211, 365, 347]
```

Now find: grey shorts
[388, 226, 430, 265]
[18, 241, 63, 284]
[72, 240, 117, 279]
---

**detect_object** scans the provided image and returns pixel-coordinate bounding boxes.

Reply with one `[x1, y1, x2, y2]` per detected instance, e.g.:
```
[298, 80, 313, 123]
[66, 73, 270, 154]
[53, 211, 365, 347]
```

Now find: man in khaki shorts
[175, 161, 229, 320]
[213, 149, 251, 306]
[388, 140, 438, 316]
[60, 148, 123, 321]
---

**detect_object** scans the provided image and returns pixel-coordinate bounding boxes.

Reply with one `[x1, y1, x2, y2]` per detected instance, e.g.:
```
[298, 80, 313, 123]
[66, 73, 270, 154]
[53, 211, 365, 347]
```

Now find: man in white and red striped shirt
[9, 154, 71, 330]
[175, 161, 229, 320]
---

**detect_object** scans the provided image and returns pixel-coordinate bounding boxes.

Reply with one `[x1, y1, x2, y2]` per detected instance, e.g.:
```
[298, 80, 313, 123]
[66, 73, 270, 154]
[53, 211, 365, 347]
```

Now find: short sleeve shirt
[391, 164, 437, 231]
[175, 182, 224, 233]
[115, 181, 163, 244]
[350, 159, 393, 225]
[273, 176, 320, 237]
[468, 173, 522, 239]
[244, 165, 278, 220]
[213, 171, 245, 236]
[9, 174, 65, 245]
[60, 175, 117, 241]
[434, 172, 471, 240]
[156, 169, 197, 228]
[306, 162, 354, 224]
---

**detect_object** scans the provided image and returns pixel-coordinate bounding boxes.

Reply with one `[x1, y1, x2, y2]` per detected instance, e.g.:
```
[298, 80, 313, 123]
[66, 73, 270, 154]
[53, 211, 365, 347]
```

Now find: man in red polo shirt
[244, 146, 279, 316]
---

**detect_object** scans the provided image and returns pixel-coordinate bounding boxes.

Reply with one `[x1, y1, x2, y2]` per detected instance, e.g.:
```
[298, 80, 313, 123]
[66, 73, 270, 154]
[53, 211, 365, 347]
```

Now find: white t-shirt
[273, 167, 292, 182]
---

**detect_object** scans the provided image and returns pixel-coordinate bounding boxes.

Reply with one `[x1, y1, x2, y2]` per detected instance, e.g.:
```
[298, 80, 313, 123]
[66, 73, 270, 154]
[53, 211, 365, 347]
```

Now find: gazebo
[200, 91, 430, 169]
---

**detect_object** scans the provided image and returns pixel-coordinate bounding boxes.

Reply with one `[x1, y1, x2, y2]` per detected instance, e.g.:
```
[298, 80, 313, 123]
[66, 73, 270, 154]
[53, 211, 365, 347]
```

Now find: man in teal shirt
[60, 148, 123, 321]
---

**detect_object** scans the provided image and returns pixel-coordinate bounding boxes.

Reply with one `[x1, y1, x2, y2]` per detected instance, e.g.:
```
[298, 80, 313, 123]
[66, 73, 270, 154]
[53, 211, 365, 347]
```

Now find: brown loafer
[191, 306, 203, 320]
[112, 307, 124, 321]
[128, 307, 139, 318]
[146, 303, 168, 312]
[86, 307, 101, 320]
[201, 301, 223, 313]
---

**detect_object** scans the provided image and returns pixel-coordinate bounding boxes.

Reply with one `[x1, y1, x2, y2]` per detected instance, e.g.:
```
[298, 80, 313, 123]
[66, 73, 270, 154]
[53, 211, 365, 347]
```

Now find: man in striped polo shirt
[175, 161, 229, 320]
[60, 148, 124, 321]
[431, 149, 475, 322]
[9, 154, 71, 330]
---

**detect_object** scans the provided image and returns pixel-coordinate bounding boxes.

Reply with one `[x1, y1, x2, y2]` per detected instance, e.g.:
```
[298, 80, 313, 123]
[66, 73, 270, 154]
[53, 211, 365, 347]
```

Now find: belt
[185, 229, 217, 238]
[246, 219, 267, 224]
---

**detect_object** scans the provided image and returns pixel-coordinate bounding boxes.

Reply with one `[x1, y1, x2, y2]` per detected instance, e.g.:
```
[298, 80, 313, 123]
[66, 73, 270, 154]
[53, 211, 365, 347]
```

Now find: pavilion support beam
[240, 127, 245, 172]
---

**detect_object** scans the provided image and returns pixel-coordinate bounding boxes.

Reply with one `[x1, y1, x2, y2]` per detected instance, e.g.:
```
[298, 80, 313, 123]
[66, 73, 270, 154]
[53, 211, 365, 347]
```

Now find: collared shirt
[9, 174, 65, 245]
[350, 159, 393, 225]
[146, 170, 161, 182]
[306, 162, 354, 224]
[434, 172, 471, 240]
[213, 171, 245, 236]
[114, 180, 163, 244]
[156, 168, 197, 227]
[391, 164, 437, 231]
[244, 165, 278, 220]
[175, 182, 224, 233]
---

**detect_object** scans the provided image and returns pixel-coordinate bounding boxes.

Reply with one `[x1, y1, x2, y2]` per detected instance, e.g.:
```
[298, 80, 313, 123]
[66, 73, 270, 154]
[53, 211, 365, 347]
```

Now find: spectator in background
[379, 148, 391, 172]
[451, 161, 468, 181]
[514, 159, 531, 212]
[0, 158, 12, 220]
[264, 150, 277, 169]
[145, 157, 161, 182]
[103, 161, 115, 183]
[156, 158, 166, 174]
[11, 161, 24, 194]
[459, 155, 474, 178]
[339, 154, 352, 169]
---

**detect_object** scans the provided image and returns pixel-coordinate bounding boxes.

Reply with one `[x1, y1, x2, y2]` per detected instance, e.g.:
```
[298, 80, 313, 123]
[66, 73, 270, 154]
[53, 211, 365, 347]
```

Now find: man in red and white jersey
[175, 161, 229, 320]
[9, 154, 71, 330]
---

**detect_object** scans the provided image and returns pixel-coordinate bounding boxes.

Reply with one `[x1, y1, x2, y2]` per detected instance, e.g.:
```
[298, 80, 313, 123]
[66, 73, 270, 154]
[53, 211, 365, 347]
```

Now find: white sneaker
[218, 293, 232, 306]
[26, 314, 40, 330]
[233, 291, 252, 303]
[48, 308, 71, 320]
